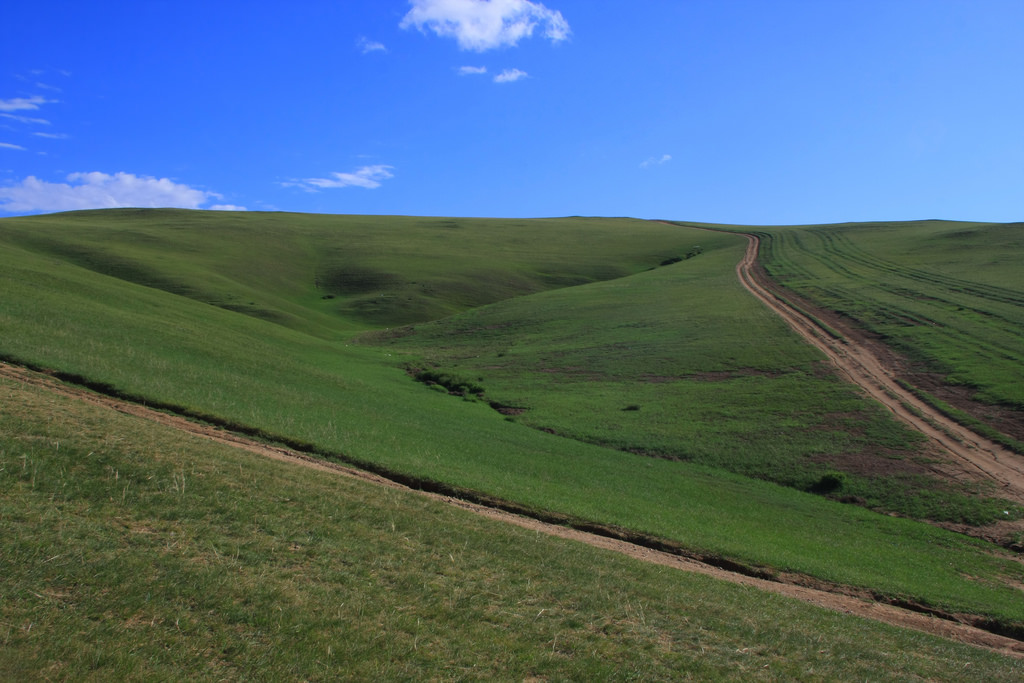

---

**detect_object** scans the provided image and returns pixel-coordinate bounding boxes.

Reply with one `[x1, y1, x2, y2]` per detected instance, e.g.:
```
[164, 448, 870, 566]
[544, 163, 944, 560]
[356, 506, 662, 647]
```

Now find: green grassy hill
[5, 376, 1020, 680]
[0, 209, 698, 336]
[750, 219, 1024, 445]
[2, 209, 1024, 653]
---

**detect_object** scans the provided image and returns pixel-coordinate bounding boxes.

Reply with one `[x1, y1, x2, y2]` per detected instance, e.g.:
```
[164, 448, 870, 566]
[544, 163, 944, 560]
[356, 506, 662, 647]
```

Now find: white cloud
[288, 165, 395, 191]
[641, 154, 672, 168]
[0, 172, 225, 214]
[0, 96, 52, 112]
[32, 132, 68, 139]
[358, 37, 388, 54]
[1, 95, 60, 154]
[1, 113, 50, 125]
[494, 68, 528, 83]
[401, 0, 570, 52]
[209, 204, 248, 211]
[458, 65, 488, 75]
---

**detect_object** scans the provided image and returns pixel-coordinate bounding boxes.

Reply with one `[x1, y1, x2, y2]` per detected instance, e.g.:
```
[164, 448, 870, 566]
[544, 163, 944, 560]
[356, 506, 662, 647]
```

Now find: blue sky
[2, 0, 1022, 224]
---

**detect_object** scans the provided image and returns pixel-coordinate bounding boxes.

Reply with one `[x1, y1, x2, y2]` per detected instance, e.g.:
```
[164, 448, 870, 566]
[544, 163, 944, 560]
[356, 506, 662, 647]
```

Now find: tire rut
[732, 232, 1024, 504]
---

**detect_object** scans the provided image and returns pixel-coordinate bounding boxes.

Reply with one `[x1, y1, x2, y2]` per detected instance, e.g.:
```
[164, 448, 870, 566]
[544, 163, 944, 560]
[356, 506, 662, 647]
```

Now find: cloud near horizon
[0, 172, 239, 214]
[288, 165, 395, 191]
[401, 0, 570, 52]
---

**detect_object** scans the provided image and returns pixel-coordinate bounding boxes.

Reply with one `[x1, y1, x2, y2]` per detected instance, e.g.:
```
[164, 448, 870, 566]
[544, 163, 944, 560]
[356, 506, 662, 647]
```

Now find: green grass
[378, 230, 1008, 524]
[3, 377, 1022, 681]
[0, 209, 698, 335]
[751, 220, 1024, 411]
[2, 209, 1024, 632]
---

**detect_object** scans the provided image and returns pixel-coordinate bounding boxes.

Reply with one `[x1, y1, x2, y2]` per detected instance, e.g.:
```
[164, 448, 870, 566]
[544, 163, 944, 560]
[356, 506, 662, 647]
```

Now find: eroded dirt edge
[2, 360, 1022, 659]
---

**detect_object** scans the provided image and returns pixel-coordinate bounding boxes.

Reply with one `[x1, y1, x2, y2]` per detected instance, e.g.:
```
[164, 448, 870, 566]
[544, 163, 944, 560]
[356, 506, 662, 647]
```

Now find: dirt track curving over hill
[3, 358, 1024, 658]
[733, 233, 1024, 505]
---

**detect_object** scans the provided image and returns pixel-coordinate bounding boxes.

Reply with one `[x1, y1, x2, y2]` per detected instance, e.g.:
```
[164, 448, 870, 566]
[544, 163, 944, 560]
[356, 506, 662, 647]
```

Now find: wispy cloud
[32, 132, 68, 139]
[1, 113, 50, 125]
[286, 165, 395, 192]
[209, 204, 248, 211]
[401, 0, 570, 52]
[1, 90, 63, 153]
[0, 172, 229, 214]
[640, 154, 672, 168]
[0, 96, 53, 112]
[494, 68, 528, 83]
[0, 142, 27, 151]
[357, 36, 388, 54]
[458, 65, 488, 75]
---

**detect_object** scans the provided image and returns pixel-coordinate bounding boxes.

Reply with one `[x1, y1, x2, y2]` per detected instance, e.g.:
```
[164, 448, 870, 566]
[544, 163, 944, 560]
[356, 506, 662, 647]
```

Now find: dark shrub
[811, 471, 847, 494]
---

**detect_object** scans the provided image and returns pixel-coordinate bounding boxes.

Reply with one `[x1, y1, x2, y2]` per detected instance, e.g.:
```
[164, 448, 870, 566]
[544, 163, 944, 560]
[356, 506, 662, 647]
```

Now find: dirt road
[3, 357, 1024, 658]
[5, 230, 1024, 657]
[734, 233, 1024, 504]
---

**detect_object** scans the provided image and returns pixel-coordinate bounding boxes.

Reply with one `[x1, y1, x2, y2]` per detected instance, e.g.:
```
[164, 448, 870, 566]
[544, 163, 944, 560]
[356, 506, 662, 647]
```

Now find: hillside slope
[5, 374, 1022, 679]
[2, 209, 1024, 635]
[0, 209, 700, 336]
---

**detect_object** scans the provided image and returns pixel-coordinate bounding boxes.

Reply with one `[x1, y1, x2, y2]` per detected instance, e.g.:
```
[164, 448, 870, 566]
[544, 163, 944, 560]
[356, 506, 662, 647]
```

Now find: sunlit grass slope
[754, 220, 1024, 413]
[5, 378, 1021, 681]
[2, 209, 1024, 629]
[0, 209, 695, 336]
[379, 232, 1011, 524]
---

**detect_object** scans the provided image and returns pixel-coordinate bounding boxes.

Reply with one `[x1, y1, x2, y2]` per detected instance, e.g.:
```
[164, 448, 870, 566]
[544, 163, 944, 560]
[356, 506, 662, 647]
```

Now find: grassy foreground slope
[2, 377, 1022, 681]
[2, 209, 1024, 630]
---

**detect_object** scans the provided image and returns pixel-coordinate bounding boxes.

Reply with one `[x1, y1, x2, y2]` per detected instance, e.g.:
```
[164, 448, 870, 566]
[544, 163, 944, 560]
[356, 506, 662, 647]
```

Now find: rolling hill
[2, 208, 1024, 676]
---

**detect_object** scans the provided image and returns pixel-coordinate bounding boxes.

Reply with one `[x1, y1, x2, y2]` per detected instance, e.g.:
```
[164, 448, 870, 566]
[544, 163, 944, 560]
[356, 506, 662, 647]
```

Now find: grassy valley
[2, 208, 1024, 675]
[377, 228, 1010, 524]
